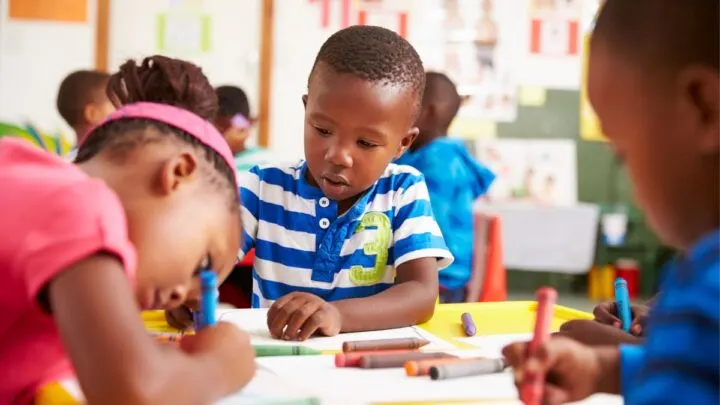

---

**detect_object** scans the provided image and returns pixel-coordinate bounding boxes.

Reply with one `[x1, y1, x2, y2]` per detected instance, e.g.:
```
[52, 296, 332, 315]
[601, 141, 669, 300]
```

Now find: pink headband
[85, 102, 236, 184]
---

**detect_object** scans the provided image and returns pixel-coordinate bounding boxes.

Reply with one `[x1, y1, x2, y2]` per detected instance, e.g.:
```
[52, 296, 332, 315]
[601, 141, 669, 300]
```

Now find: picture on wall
[440, 0, 520, 122]
[468, 138, 578, 206]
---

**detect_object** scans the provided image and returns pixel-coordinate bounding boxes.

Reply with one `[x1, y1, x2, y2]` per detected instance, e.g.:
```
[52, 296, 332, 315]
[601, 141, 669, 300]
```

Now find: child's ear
[158, 152, 199, 195]
[84, 104, 103, 126]
[302, 95, 308, 109]
[395, 127, 419, 158]
[680, 65, 720, 153]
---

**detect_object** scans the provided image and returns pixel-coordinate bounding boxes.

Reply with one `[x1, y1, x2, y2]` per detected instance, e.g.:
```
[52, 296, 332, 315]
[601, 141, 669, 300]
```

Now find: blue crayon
[614, 278, 632, 332]
[197, 271, 218, 329]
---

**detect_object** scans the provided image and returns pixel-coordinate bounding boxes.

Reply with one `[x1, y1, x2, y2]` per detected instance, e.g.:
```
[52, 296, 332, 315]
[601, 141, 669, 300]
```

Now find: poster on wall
[468, 138, 578, 206]
[517, 0, 583, 90]
[439, 0, 521, 122]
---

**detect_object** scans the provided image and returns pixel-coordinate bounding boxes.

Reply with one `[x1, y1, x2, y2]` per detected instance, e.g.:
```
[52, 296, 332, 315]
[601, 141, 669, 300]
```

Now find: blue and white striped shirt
[238, 160, 454, 308]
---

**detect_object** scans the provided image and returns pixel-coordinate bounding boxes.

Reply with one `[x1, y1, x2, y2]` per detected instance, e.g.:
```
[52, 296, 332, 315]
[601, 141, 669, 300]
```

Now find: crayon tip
[335, 354, 347, 367]
[404, 361, 419, 376]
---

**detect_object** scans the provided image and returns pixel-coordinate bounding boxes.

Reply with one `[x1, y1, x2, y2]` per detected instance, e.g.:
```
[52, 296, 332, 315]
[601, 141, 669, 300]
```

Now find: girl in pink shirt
[0, 56, 255, 405]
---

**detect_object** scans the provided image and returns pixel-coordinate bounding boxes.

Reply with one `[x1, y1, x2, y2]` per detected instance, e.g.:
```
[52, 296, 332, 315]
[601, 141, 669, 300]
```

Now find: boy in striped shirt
[238, 26, 453, 340]
[503, 1, 719, 404]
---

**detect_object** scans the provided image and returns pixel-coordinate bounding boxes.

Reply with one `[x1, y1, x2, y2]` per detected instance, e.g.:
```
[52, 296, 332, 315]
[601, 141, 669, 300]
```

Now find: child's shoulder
[381, 162, 425, 185]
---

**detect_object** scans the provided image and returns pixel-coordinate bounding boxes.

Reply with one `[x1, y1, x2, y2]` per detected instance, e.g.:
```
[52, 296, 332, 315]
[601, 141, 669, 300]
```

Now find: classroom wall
[0, 0, 261, 143]
[108, 0, 261, 111]
[0, 0, 97, 135]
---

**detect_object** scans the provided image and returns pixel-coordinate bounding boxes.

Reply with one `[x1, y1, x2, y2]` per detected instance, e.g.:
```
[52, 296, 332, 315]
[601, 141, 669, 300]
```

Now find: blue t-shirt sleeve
[391, 172, 454, 269]
[620, 344, 646, 396]
[623, 237, 719, 405]
[238, 166, 261, 257]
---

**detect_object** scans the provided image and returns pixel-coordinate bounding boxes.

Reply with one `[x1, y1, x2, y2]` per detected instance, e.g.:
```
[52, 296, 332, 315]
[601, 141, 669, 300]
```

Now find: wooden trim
[258, 0, 274, 148]
[94, 0, 110, 71]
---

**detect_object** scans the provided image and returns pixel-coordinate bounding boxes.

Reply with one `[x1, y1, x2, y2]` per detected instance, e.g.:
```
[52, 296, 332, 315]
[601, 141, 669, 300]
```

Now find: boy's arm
[333, 175, 452, 332]
[331, 257, 439, 332]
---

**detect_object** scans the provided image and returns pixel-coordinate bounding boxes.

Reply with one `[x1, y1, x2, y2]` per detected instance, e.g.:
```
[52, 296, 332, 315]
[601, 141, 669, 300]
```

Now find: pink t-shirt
[0, 138, 137, 405]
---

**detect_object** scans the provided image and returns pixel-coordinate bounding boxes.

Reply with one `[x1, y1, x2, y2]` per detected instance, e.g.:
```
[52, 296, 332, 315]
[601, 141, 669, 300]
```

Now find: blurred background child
[55, 70, 114, 161]
[214, 85, 271, 174]
[503, 1, 718, 404]
[398, 72, 495, 303]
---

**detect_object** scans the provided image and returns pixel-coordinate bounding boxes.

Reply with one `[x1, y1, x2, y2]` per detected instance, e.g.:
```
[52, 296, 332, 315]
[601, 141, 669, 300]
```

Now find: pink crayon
[520, 287, 557, 405]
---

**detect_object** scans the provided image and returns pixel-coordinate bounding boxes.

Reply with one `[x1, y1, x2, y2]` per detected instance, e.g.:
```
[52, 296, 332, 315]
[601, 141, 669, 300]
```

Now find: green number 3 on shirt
[349, 212, 391, 285]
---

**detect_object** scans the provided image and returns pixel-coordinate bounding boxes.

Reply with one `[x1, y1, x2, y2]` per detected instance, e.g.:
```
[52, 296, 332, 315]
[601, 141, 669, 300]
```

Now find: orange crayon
[521, 287, 557, 405]
[404, 357, 484, 377]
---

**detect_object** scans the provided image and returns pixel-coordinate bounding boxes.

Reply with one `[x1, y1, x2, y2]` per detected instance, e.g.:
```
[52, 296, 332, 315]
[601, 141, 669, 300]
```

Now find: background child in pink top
[0, 55, 255, 405]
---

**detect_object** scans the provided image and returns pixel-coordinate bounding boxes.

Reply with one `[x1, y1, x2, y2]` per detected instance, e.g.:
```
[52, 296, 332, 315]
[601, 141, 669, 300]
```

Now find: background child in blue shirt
[503, 1, 719, 404]
[237, 26, 453, 341]
[397, 72, 495, 303]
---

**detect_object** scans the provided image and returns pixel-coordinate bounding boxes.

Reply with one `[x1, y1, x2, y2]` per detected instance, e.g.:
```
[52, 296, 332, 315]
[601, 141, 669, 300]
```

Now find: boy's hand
[180, 322, 256, 393]
[267, 292, 341, 341]
[502, 337, 604, 405]
[555, 319, 643, 346]
[165, 305, 194, 331]
[592, 301, 649, 336]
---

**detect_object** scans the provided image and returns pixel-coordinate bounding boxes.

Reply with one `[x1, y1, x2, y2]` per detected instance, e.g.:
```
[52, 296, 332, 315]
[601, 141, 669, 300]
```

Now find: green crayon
[253, 345, 323, 357]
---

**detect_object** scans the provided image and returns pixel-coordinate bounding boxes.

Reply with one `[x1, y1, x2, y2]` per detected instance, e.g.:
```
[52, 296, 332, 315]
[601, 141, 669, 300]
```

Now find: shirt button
[319, 197, 330, 208]
[319, 218, 330, 229]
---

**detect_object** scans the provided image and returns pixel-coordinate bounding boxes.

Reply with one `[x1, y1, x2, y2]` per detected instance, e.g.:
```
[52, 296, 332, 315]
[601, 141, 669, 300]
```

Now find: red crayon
[335, 349, 418, 368]
[521, 287, 557, 405]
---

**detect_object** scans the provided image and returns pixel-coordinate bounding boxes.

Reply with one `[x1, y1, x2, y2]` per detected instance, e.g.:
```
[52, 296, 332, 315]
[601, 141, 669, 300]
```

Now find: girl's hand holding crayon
[267, 292, 342, 341]
[502, 337, 619, 405]
[180, 322, 257, 393]
[165, 305, 195, 331]
[592, 301, 649, 336]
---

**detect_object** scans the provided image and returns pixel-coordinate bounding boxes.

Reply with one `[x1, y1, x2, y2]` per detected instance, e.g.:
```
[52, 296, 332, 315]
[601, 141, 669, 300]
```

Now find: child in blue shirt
[238, 26, 453, 340]
[503, 1, 719, 404]
[396, 72, 495, 303]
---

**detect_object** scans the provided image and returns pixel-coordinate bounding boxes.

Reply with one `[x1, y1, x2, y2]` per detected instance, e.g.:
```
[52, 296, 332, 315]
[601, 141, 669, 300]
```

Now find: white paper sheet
[217, 365, 321, 405]
[219, 309, 456, 351]
[454, 333, 534, 358]
[253, 355, 623, 405]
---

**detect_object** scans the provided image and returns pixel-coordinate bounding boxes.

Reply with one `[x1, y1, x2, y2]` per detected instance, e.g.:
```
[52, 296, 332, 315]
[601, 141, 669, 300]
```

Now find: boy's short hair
[216, 85, 250, 118]
[56, 70, 111, 127]
[309, 25, 425, 117]
[594, 0, 718, 71]
[423, 71, 461, 128]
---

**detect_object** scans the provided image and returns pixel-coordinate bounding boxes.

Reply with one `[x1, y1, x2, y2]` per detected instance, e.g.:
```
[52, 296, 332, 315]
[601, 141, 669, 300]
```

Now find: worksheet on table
[454, 333, 533, 358]
[217, 365, 321, 405]
[253, 356, 624, 405]
[219, 309, 456, 351]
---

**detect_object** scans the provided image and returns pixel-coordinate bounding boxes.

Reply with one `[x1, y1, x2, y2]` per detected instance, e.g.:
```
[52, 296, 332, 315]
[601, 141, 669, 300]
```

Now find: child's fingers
[630, 317, 645, 336]
[502, 341, 530, 367]
[267, 296, 303, 339]
[543, 384, 570, 405]
[592, 302, 620, 325]
[296, 312, 324, 341]
[266, 292, 299, 325]
[283, 301, 321, 340]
